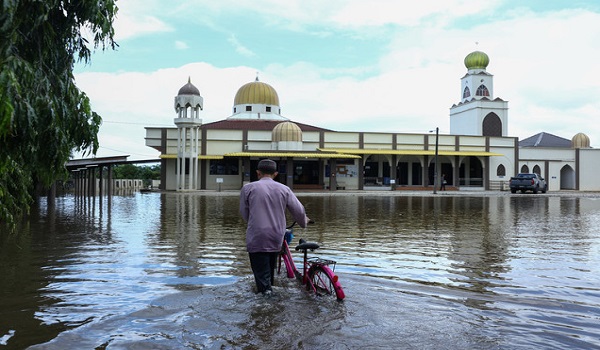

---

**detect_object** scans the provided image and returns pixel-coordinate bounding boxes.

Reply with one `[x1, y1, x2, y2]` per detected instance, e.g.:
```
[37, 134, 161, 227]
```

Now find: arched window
[521, 165, 529, 173]
[482, 113, 502, 137]
[496, 164, 506, 176]
[533, 165, 541, 175]
[463, 86, 471, 99]
[476, 84, 490, 97]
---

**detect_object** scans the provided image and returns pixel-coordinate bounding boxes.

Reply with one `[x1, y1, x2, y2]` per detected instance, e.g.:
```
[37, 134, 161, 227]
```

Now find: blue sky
[74, 0, 600, 159]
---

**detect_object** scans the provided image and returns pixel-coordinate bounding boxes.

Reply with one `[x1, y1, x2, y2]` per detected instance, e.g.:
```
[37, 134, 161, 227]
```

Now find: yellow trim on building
[318, 148, 503, 157]
[160, 154, 224, 160]
[223, 152, 361, 159]
[159, 150, 500, 159]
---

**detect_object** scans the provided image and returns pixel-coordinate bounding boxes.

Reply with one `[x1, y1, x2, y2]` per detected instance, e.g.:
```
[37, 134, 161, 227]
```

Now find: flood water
[1, 191, 600, 349]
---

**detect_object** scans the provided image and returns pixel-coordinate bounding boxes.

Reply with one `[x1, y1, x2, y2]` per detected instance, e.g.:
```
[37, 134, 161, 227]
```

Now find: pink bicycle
[278, 221, 345, 301]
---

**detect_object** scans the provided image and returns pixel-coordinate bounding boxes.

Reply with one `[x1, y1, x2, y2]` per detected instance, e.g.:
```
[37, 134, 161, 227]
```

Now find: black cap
[257, 159, 277, 174]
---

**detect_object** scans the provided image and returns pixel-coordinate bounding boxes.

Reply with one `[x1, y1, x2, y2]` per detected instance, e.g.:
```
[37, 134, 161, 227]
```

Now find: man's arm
[286, 191, 308, 227]
[239, 186, 250, 222]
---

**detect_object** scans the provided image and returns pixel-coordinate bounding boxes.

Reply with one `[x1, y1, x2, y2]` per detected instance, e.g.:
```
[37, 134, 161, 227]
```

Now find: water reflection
[1, 193, 600, 349]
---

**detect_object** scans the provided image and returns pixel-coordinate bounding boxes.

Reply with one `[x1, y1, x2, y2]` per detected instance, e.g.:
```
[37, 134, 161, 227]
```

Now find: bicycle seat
[295, 239, 320, 251]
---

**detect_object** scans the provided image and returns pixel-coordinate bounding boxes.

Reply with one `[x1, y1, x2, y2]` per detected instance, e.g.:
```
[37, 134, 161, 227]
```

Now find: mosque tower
[174, 77, 203, 190]
[450, 50, 509, 136]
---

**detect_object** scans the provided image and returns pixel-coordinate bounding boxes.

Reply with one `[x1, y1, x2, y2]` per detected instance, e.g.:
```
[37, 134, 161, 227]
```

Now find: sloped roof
[201, 119, 331, 132]
[519, 132, 571, 148]
[451, 96, 505, 107]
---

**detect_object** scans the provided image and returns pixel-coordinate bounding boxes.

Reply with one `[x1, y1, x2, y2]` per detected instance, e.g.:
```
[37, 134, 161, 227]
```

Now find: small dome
[572, 132, 591, 148]
[234, 78, 280, 106]
[178, 77, 201, 96]
[464, 51, 490, 70]
[272, 122, 302, 142]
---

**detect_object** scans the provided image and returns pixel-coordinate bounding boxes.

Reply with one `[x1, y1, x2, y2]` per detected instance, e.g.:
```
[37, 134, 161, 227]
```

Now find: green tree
[112, 164, 161, 186]
[112, 164, 138, 180]
[0, 0, 118, 231]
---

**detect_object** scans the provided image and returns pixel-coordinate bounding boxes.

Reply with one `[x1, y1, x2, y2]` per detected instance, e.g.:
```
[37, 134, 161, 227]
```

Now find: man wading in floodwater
[240, 159, 309, 296]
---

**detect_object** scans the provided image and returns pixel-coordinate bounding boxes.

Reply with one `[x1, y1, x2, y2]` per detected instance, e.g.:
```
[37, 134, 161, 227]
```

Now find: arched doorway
[364, 154, 391, 186]
[560, 165, 576, 190]
[459, 156, 484, 187]
[396, 155, 422, 185]
[428, 156, 453, 187]
[482, 112, 502, 137]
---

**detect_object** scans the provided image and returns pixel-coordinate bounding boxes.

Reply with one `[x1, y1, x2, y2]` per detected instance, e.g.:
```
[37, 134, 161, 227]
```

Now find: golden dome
[272, 122, 302, 142]
[464, 50, 490, 70]
[234, 79, 280, 106]
[571, 132, 590, 148]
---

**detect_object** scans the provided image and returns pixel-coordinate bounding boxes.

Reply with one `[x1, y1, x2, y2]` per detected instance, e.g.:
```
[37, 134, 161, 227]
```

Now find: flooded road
[1, 192, 600, 349]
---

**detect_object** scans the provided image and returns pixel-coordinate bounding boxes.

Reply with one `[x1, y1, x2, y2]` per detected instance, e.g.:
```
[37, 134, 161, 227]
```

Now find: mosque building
[144, 51, 600, 192]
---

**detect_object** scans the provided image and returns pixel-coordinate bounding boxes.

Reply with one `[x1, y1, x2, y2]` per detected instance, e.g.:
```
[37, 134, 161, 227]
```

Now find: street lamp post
[432, 127, 439, 194]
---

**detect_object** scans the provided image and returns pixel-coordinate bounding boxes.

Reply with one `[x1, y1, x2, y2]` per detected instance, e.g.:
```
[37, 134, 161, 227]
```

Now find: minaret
[450, 50, 508, 136]
[174, 77, 203, 191]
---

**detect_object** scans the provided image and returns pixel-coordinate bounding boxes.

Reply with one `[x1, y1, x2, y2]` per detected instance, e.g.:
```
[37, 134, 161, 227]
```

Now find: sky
[74, 0, 600, 160]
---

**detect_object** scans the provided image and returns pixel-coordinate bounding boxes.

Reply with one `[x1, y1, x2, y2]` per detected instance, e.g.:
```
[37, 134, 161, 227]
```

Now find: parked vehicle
[509, 173, 547, 194]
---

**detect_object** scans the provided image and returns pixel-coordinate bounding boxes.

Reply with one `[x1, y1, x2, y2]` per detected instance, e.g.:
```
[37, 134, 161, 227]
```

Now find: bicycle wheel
[309, 265, 345, 301]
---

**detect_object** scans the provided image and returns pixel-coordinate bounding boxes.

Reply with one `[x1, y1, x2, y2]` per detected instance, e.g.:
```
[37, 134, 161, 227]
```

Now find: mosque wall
[247, 130, 271, 141]
[205, 173, 239, 191]
[323, 132, 359, 143]
[489, 137, 515, 147]
[579, 149, 600, 191]
[547, 161, 570, 191]
[364, 133, 393, 144]
[207, 129, 243, 141]
[206, 140, 241, 154]
[302, 142, 320, 151]
[396, 134, 424, 145]
[302, 131, 320, 142]
[519, 148, 575, 163]
[163, 159, 177, 190]
[460, 136, 487, 146]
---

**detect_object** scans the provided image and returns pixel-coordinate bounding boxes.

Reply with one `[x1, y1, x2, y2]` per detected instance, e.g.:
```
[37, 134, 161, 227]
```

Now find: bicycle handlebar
[286, 219, 315, 230]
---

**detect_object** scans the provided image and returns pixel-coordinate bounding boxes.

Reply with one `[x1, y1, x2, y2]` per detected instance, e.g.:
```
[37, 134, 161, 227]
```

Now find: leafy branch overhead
[0, 0, 118, 231]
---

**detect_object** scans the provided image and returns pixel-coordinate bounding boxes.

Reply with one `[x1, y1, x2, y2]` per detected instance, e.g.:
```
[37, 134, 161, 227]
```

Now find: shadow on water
[2, 192, 600, 349]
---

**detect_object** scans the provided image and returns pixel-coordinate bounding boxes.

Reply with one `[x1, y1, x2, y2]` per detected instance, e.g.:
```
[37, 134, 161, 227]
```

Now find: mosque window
[496, 164, 506, 176]
[210, 159, 239, 175]
[266, 106, 271, 112]
[463, 86, 471, 98]
[533, 165, 541, 175]
[520, 165, 529, 173]
[246, 106, 252, 111]
[476, 85, 490, 97]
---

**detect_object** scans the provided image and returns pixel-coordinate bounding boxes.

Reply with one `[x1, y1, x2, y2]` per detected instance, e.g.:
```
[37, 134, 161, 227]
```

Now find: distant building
[145, 51, 600, 191]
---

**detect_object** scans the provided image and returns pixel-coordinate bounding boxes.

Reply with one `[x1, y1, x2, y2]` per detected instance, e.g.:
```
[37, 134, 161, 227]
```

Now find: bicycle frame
[278, 226, 345, 301]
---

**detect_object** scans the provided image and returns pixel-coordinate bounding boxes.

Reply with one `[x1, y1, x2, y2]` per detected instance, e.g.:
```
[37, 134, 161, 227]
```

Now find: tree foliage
[112, 164, 161, 183]
[0, 0, 118, 231]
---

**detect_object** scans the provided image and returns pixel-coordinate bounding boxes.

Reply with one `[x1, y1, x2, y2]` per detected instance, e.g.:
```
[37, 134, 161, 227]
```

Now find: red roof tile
[201, 119, 332, 132]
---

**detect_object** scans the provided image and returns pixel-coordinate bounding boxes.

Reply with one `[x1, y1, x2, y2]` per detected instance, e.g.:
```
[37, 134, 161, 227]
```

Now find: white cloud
[167, 0, 501, 31]
[112, 1, 173, 40]
[175, 41, 189, 50]
[227, 35, 256, 58]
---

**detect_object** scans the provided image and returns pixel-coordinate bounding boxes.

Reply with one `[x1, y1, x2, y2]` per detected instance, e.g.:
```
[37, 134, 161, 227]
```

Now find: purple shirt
[240, 177, 307, 253]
